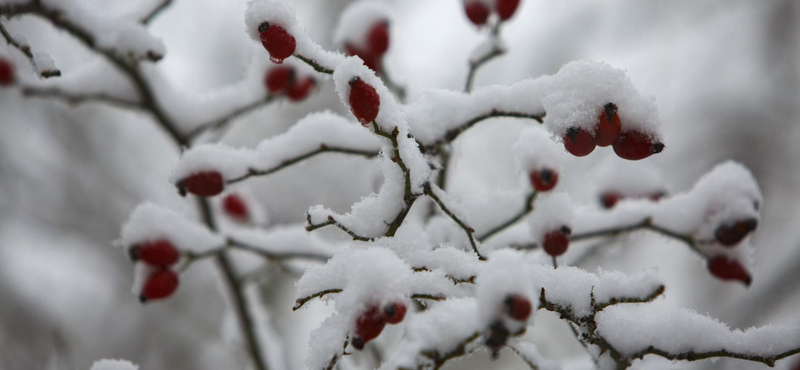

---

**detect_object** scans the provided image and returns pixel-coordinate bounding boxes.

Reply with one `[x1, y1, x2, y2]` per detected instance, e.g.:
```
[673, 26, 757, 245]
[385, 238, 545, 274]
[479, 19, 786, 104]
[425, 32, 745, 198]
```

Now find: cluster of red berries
[259, 22, 296, 64]
[529, 167, 559, 192]
[265, 66, 316, 102]
[128, 240, 181, 302]
[0, 58, 14, 86]
[543, 225, 572, 257]
[348, 77, 380, 125]
[177, 171, 225, 197]
[599, 190, 666, 209]
[706, 218, 758, 286]
[463, 0, 521, 26]
[351, 302, 407, 349]
[563, 103, 664, 160]
[343, 21, 390, 73]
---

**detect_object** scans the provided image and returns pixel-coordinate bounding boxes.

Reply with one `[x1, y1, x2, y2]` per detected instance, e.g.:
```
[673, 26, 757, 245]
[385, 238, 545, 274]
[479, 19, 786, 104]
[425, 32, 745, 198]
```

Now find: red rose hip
[595, 103, 622, 147]
[351, 306, 387, 350]
[707, 256, 751, 286]
[464, 1, 490, 26]
[504, 294, 532, 321]
[529, 168, 559, 192]
[383, 302, 407, 324]
[715, 218, 758, 246]
[130, 239, 180, 267]
[563, 127, 596, 157]
[367, 21, 390, 57]
[259, 22, 296, 64]
[265, 66, 294, 94]
[496, 0, 521, 21]
[543, 226, 571, 256]
[223, 193, 249, 221]
[287, 76, 316, 102]
[348, 77, 380, 125]
[0, 58, 14, 86]
[613, 130, 664, 160]
[178, 171, 224, 197]
[140, 269, 179, 303]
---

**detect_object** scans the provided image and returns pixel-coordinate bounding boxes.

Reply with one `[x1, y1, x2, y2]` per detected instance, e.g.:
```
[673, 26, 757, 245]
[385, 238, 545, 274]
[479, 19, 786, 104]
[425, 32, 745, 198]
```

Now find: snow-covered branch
[0, 20, 60, 77]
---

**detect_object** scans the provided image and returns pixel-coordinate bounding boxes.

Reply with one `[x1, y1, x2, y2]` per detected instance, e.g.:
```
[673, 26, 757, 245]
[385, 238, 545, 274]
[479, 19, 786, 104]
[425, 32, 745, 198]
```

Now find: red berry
[543, 226, 571, 256]
[612, 130, 664, 160]
[464, 2, 490, 26]
[265, 66, 294, 94]
[600, 191, 624, 209]
[352, 306, 387, 350]
[345, 43, 381, 72]
[223, 194, 249, 221]
[649, 191, 666, 202]
[130, 240, 180, 267]
[563, 127, 596, 157]
[504, 294, 532, 321]
[707, 256, 751, 286]
[496, 0, 521, 21]
[529, 168, 558, 192]
[595, 103, 621, 147]
[367, 21, 390, 57]
[259, 22, 296, 64]
[348, 77, 380, 125]
[0, 58, 14, 86]
[715, 218, 758, 246]
[287, 76, 316, 102]
[140, 269, 179, 303]
[383, 302, 407, 324]
[178, 171, 224, 197]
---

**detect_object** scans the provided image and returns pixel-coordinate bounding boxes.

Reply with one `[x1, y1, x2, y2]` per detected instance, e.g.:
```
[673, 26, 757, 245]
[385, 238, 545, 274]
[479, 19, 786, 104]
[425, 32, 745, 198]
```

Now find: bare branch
[425, 183, 484, 260]
[465, 21, 505, 93]
[571, 218, 704, 255]
[478, 191, 537, 242]
[422, 110, 545, 155]
[22, 86, 142, 109]
[140, 0, 174, 24]
[295, 54, 334, 74]
[186, 95, 278, 141]
[305, 214, 375, 242]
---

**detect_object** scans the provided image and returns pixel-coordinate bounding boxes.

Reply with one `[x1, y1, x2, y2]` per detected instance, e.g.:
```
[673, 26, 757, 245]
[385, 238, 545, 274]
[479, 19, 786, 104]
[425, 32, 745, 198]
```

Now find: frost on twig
[0, 21, 60, 77]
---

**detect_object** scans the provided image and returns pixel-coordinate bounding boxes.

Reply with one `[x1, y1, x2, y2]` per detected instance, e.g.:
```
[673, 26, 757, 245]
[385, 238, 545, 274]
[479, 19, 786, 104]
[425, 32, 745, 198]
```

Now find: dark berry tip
[258, 22, 270, 33]
[176, 182, 187, 197]
[349, 76, 360, 86]
[384, 305, 396, 317]
[128, 246, 140, 261]
[603, 102, 618, 116]
[540, 169, 553, 182]
[351, 337, 365, 350]
[139, 294, 148, 304]
[561, 225, 572, 235]
[653, 142, 665, 153]
[744, 276, 753, 287]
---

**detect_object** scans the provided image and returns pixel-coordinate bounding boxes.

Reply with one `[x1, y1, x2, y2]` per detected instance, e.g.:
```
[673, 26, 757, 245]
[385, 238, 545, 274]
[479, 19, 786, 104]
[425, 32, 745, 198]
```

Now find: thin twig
[571, 218, 704, 255]
[140, 0, 174, 24]
[295, 54, 334, 74]
[424, 183, 483, 260]
[422, 110, 545, 155]
[478, 191, 537, 242]
[227, 145, 378, 184]
[305, 214, 375, 242]
[186, 95, 278, 140]
[0, 20, 60, 77]
[22, 86, 142, 109]
[464, 21, 505, 92]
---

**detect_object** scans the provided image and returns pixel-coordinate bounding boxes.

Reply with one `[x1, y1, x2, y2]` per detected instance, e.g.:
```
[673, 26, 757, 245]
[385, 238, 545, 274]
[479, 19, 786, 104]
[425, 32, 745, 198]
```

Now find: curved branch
[465, 22, 505, 93]
[293, 288, 343, 311]
[425, 183, 483, 260]
[571, 218, 703, 255]
[422, 110, 545, 155]
[140, 0, 173, 24]
[186, 95, 278, 141]
[479, 190, 537, 242]
[305, 214, 375, 242]
[227, 145, 378, 184]
[295, 54, 334, 74]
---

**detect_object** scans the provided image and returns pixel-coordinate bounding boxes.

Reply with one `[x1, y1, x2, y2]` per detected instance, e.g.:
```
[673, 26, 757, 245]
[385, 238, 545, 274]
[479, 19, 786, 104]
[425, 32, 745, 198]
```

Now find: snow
[508, 340, 562, 370]
[245, 0, 346, 71]
[594, 159, 667, 200]
[513, 126, 564, 178]
[118, 202, 225, 254]
[31, 51, 57, 76]
[528, 192, 574, 245]
[333, 0, 392, 51]
[542, 60, 662, 138]
[596, 305, 800, 359]
[476, 249, 536, 327]
[89, 359, 138, 370]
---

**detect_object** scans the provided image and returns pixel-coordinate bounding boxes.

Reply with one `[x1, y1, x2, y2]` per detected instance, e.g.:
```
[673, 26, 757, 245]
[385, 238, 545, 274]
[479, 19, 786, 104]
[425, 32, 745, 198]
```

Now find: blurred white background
[0, 0, 798, 369]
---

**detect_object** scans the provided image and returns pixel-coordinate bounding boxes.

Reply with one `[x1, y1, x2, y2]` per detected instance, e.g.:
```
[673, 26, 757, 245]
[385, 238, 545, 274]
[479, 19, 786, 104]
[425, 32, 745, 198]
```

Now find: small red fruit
[265, 66, 294, 94]
[496, 0, 521, 21]
[0, 58, 14, 86]
[715, 218, 758, 246]
[223, 193, 249, 221]
[367, 21, 390, 57]
[707, 256, 751, 286]
[352, 306, 387, 350]
[464, 2, 490, 26]
[613, 130, 664, 160]
[140, 269, 179, 303]
[600, 191, 624, 209]
[130, 240, 180, 267]
[595, 103, 622, 147]
[287, 76, 316, 102]
[649, 191, 666, 202]
[345, 43, 381, 72]
[504, 294, 532, 321]
[178, 171, 224, 197]
[529, 168, 559, 192]
[348, 77, 380, 125]
[258, 22, 296, 64]
[563, 127, 596, 157]
[543, 226, 571, 256]
[384, 302, 407, 324]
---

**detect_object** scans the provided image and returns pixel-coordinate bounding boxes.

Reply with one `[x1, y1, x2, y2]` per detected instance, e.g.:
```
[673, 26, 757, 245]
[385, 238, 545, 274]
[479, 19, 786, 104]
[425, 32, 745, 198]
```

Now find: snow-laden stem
[21, 86, 143, 109]
[0, 20, 60, 77]
[424, 183, 483, 260]
[181, 236, 332, 272]
[422, 332, 482, 370]
[421, 110, 545, 155]
[571, 217, 703, 255]
[295, 54, 335, 74]
[479, 190, 538, 242]
[229, 145, 378, 184]
[305, 214, 375, 241]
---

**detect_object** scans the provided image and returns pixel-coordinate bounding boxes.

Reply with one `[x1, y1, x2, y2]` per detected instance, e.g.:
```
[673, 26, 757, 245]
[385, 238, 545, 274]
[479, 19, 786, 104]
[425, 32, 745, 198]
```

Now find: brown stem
[424, 183, 483, 260]
[422, 110, 545, 155]
[227, 145, 378, 184]
[478, 191, 537, 242]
